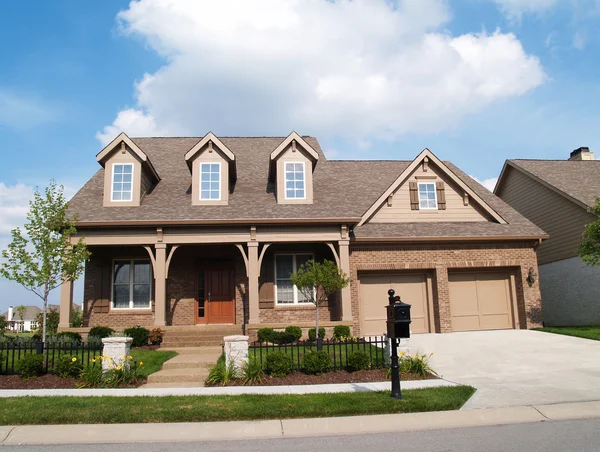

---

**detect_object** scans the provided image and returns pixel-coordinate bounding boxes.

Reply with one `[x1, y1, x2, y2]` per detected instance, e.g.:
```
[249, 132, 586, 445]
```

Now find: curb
[0, 378, 454, 397]
[1, 400, 600, 445]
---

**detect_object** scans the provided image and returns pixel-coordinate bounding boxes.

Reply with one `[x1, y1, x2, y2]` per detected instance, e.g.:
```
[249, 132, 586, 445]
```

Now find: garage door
[448, 271, 514, 331]
[360, 273, 431, 336]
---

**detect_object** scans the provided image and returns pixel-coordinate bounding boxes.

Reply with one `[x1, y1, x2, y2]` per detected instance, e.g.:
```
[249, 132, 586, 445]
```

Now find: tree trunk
[42, 294, 48, 343]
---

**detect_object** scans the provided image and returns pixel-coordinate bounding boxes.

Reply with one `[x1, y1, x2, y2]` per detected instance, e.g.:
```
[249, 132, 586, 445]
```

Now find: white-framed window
[112, 260, 152, 309]
[275, 254, 313, 305]
[111, 163, 134, 202]
[200, 162, 221, 200]
[418, 182, 437, 209]
[284, 162, 305, 199]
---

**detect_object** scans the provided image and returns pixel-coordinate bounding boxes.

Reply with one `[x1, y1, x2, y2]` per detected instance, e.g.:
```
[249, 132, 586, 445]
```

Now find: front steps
[160, 325, 243, 348]
[140, 345, 222, 388]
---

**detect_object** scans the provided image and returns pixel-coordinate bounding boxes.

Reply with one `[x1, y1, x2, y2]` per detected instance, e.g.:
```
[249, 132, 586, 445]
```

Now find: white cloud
[572, 31, 587, 50]
[99, 0, 545, 143]
[470, 176, 499, 192]
[0, 183, 33, 236]
[0, 90, 56, 131]
[494, 0, 560, 19]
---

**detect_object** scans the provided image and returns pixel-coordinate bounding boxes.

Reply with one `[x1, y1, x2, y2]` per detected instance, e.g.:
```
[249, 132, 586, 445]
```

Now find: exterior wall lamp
[526, 267, 538, 285]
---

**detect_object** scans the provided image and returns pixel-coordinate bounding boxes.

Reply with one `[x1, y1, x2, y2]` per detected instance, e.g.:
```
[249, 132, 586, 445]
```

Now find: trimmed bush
[333, 325, 351, 340]
[16, 354, 44, 379]
[302, 350, 332, 375]
[124, 327, 150, 347]
[56, 331, 83, 344]
[88, 326, 115, 339]
[149, 328, 164, 345]
[285, 325, 303, 342]
[257, 328, 274, 343]
[347, 350, 371, 371]
[308, 327, 326, 342]
[265, 351, 292, 377]
[270, 331, 296, 345]
[55, 355, 84, 378]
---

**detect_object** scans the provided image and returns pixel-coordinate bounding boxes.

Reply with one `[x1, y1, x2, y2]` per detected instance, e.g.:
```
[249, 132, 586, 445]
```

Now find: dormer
[268, 132, 319, 204]
[97, 133, 160, 207]
[185, 132, 236, 206]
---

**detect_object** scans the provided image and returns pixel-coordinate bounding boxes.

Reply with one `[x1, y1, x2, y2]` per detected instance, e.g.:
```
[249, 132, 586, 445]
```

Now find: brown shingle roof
[68, 137, 545, 239]
[508, 159, 600, 207]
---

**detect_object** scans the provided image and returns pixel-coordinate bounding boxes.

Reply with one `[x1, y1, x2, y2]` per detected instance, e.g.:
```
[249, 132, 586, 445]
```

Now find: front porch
[59, 224, 354, 337]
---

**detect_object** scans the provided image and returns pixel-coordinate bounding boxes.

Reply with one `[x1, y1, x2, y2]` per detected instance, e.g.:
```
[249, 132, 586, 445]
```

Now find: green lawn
[250, 341, 386, 369]
[536, 326, 600, 341]
[130, 349, 177, 377]
[3, 332, 34, 338]
[0, 386, 475, 425]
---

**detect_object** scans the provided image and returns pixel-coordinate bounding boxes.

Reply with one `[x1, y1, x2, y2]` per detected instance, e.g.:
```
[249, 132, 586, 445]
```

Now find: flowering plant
[149, 328, 164, 345]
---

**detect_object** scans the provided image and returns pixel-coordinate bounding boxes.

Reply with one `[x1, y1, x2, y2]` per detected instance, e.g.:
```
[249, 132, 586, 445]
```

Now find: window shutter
[436, 181, 446, 210]
[409, 182, 419, 210]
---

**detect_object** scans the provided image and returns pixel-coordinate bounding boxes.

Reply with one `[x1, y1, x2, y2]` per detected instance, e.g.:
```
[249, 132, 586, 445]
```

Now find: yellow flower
[399, 351, 405, 356]
[418, 356, 423, 361]
[91, 359, 96, 363]
[116, 365, 122, 371]
[127, 356, 133, 361]
[71, 357, 77, 362]
[139, 361, 144, 367]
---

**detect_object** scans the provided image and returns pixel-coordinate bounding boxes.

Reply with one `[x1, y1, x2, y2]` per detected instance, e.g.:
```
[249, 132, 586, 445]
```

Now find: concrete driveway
[409, 329, 600, 409]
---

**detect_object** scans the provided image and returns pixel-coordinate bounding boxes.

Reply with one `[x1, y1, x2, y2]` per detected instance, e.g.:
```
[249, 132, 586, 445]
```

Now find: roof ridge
[131, 136, 313, 139]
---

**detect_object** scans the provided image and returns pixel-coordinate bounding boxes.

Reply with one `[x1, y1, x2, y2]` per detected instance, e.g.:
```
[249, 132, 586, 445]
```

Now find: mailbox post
[386, 289, 411, 399]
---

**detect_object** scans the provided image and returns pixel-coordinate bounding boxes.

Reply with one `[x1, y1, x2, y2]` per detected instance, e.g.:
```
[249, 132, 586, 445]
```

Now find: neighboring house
[58, 131, 546, 339]
[1, 306, 41, 332]
[495, 147, 600, 326]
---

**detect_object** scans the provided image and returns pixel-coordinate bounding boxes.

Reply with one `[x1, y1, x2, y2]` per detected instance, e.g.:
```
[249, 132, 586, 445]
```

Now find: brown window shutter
[258, 256, 275, 309]
[436, 181, 446, 210]
[409, 181, 419, 210]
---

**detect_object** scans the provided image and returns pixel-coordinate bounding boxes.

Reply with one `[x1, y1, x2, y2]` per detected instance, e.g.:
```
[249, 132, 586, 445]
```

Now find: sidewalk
[0, 378, 454, 397]
[1, 400, 599, 446]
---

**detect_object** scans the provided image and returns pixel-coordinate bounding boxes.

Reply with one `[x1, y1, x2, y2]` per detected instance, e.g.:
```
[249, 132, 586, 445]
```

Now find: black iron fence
[0, 338, 103, 375]
[249, 337, 388, 372]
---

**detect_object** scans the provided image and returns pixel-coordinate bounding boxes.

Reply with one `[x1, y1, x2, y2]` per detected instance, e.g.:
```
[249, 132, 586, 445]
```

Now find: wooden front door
[196, 266, 235, 324]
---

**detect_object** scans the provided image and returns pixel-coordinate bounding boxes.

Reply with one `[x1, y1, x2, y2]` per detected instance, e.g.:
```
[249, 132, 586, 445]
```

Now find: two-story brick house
[59, 131, 546, 342]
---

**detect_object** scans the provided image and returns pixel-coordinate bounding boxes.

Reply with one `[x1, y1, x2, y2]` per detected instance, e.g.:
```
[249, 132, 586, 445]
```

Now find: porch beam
[339, 240, 352, 322]
[165, 245, 180, 279]
[58, 279, 74, 328]
[326, 242, 340, 267]
[247, 242, 260, 325]
[154, 244, 167, 327]
[258, 243, 271, 272]
[235, 244, 249, 277]
[143, 245, 157, 274]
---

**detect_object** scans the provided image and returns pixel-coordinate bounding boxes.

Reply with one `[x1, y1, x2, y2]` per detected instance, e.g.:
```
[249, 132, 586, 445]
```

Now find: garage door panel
[449, 271, 513, 332]
[360, 273, 430, 336]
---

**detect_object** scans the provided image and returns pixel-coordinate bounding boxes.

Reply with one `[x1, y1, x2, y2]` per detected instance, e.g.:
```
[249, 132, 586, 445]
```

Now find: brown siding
[349, 241, 542, 336]
[370, 162, 491, 223]
[141, 170, 153, 197]
[497, 166, 597, 264]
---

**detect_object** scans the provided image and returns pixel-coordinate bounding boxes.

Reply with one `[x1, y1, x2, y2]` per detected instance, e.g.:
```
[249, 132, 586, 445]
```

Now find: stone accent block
[224, 335, 249, 371]
[101, 337, 133, 373]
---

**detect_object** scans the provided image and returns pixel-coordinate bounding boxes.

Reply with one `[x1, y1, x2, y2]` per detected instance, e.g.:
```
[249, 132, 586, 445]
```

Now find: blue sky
[1, 0, 600, 313]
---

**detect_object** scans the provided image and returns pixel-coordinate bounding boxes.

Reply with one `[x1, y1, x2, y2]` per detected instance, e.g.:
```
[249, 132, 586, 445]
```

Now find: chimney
[8, 306, 13, 320]
[569, 147, 594, 161]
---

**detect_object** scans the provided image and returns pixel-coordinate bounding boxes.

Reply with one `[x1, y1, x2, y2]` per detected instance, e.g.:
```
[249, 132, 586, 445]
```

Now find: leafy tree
[290, 259, 349, 349]
[0, 181, 90, 342]
[16, 305, 27, 333]
[0, 314, 6, 334]
[578, 197, 600, 266]
[71, 308, 83, 328]
[34, 308, 60, 337]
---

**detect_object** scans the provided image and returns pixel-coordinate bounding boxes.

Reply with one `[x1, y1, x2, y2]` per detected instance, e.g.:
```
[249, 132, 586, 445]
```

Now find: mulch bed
[225, 369, 437, 386]
[0, 374, 79, 390]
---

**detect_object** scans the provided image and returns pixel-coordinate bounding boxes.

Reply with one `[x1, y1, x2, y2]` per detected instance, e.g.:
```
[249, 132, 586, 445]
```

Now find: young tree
[71, 308, 83, 328]
[34, 308, 60, 337]
[0, 315, 6, 335]
[0, 181, 90, 343]
[578, 197, 600, 266]
[16, 304, 27, 333]
[290, 259, 349, 350]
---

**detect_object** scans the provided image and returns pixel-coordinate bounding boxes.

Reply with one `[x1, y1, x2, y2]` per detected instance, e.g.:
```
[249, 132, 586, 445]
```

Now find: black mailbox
[386, 289, 411, 339]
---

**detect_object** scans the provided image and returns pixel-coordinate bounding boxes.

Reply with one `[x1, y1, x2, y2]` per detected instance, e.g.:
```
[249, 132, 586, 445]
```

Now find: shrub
[16, 354, 44, 379]
[242, 356, 264, 386]
[56, 331, 83, 344]
[257, 328, 274, 343]
[302, 350, 332, 375]
[347, 350, 371, 371]
[205, 354, 238, 386]
[0, 315, 6, 333]
[32, 333, 42, 342]
[308, 327, 326, 342]
[333, 325, 351, 340]
[270, 331, 296, 345]
[55, 355, 83, 378]
[285, 326, 303, 342]
[124, 326, 150, 347]
[149, 328, 164, 345]
[79, 360, 103, 388]
[88, 326, 115, 339]
[0, 351, 4, 371]
[265, 351, 292, 377]
[399, 352, 436, 377]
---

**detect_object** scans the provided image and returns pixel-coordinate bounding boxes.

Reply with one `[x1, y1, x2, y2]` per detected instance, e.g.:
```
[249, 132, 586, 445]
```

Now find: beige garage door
[360, 273, 431, 336]
[448, 271, 514, 332]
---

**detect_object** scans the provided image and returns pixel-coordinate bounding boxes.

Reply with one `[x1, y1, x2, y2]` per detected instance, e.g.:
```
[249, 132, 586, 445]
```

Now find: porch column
[58, 279, 74, 328]
[247, 242, 260, 324]
[154, 244, 167, 327]
[339, 240, 353, 322]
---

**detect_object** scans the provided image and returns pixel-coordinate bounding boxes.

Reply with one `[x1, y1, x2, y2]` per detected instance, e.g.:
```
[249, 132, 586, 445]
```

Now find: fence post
[101, 337, 133, 373]
[224, 335, 249, 372]
[35, 341, 44, 355]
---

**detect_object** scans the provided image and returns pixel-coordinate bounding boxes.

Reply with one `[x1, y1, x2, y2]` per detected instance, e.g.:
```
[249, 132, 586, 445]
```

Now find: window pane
[295, 181, 304, 189]
[134, 262, 151, 284]
[133, 284, 151, 307]
[211, 163, 219, 172]
[210, 191, 219, 199]
[286, 189, 295, 198]
[114, 164, 123, 174]
[286, 172, 294, 181]
[201, 182, 210, 190]
[211, 182, 219, 190]
[114, 285, 130, 308]
[201, 163, 210, 172]
[210, 173, 219, 181]
[201, 173, 210, 182]
[112, 192, 122, 201]
[114, 262, 130, 284]
[296, 190, 304, 198]
[113, 183, 122, 192]
[294, 163, 303, 172]
[286, 181, 294, 189]
[277, 281, 294, 304]
[201, 190, 210, 199]
[123, 165, 132, 174]
[122, 173, 132, 183]
[276, 255, 293, 278]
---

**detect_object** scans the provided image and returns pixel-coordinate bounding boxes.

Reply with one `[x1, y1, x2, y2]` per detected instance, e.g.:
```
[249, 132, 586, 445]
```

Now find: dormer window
[418, 182, 438, 209]
[200, 162, 221, 200]
[284, 162, 305, 200]
[111, 163, 134, 202]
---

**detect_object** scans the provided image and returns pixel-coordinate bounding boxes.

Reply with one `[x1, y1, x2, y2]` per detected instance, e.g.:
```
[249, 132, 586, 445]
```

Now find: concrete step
[138, 382, 206, 388]
[160, 346, 222, 355]
[161, 340, 226, 347]
[147, 367, 210, 384]
[162, 353, 221, 369]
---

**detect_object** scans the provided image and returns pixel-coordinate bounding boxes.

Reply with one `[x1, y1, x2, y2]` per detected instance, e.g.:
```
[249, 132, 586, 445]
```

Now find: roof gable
[96, 132, 160, 182]
[358, 149, 507, 226]
[184, 132, 236, 167]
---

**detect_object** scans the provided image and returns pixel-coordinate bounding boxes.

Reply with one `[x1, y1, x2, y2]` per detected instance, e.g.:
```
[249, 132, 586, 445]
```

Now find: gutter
[351, 235, 549, 242]
[76, 218, 362, 227]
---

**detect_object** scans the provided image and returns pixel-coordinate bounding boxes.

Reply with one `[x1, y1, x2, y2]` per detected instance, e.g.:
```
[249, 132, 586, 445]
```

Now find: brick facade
[348, 241, 543, 336]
